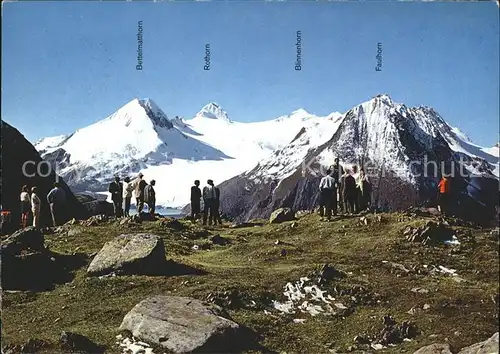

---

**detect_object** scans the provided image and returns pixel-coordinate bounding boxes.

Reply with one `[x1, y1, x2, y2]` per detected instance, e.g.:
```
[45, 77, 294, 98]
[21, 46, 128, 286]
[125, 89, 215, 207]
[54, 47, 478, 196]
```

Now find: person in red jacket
[437, 175, 450, 214]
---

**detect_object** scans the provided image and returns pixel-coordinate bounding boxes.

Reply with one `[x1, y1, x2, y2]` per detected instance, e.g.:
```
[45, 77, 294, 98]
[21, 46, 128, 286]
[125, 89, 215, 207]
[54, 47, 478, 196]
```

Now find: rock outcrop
[457, 332, 499, 354]
[269, 208, 296, 224]
[119, 296, 242, 353]
[87, 234, 165, 276]
[413, 343, 453, 354]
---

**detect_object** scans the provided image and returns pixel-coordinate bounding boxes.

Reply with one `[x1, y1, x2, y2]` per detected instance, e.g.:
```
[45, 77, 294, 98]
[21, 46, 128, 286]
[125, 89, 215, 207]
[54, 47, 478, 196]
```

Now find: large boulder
[1, 121, 86, 230]
[269, 208, 295, 224]
[1, 227, 45, 257]
[0, 227, 75, 290]
[403, 221, 455, 246]
[413, 343, 452, 354]
[119, 296, 241, 353]
[82, 200, 114, 217]
[87, 234, 165, 276]
[458, 332, 499, 354]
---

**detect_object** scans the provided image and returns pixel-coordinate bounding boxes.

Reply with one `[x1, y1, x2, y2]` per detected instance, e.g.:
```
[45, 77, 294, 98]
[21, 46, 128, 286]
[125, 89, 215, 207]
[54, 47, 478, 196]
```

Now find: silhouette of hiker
[190, 180, 202, 221]
[109, 176, 124, 217]
[202, 179, 216, 226]
[212, 184, 223, 225]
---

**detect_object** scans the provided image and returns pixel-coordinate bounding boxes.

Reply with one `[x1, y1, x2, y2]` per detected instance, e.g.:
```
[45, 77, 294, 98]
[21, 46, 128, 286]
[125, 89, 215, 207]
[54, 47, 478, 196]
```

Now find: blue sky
[2, 1, 499, 146]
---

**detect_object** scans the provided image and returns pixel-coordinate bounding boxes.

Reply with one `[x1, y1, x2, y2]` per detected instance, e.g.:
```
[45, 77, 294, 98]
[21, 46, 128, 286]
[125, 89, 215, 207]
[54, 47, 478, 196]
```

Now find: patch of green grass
[2, 213, 498, 353]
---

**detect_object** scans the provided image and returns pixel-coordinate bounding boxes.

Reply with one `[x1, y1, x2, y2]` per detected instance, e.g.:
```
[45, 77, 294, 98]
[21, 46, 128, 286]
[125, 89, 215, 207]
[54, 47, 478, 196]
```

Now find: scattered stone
[19, 338, 49, 353]
[211, 234, 230, 246]
[295, 210, 312, 218]
[382, 261, 410, 273]
[411, 287, 430, 294]
[1, 227, 45, 256]
[457, 332, 498, 354]
[67, 229, 82, 237]
[490, 228, 499, 240]
[423, 303, 431, 310]
[269, 208, 295, 224]
[87, 234, 165, 276]
[120, 215, 142, 225]
[65, 218, 78, 226]
[60, 331, 104, 353]
[280, 249, 287, 257]
[407, 307, 419, 315]
[119, 296, 243, 353]
[317, 264, 345, 284]
[404, 221, 455, 246]
[291, 222, 298, 228]
[360, 216, 369, 225]
[378, 316, 417, 346]
[158, 217, 184, 230]
[80, 214, 108, 227]
[354, 335, 370, 345]
[413, 343, 453, 354]
[275, 239, 283, 245]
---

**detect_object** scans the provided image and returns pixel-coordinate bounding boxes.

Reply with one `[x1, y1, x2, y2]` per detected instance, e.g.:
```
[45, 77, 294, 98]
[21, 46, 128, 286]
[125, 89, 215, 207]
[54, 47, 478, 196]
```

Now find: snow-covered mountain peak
[290, 108, 312, 117]
[195, 102, 232, 123]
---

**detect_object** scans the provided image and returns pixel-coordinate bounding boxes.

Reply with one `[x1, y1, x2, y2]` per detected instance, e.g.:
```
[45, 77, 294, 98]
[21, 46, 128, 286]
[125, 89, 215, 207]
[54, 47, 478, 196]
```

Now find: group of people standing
[19, 182, 67, 228]
[190, 179, 222, 226]
[318, 158, 372, 220]
[108, 173, 156, 217]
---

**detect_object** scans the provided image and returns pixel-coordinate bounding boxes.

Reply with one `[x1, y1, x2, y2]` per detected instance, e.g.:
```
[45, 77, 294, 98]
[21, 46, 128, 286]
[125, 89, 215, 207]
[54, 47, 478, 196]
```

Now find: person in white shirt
[318, 169, 337, 221]
[122, 177, 134, 217]
[351, 165, 361, 213]
[30, 186, 41, 228]
[202, 179, 216, 226]
[20, 185, 31, 228]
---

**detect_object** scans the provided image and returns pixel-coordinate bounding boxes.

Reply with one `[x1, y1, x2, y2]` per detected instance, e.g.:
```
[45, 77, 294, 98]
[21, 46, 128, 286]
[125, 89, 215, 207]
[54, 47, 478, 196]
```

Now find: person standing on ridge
[122, 177, 134, 217]
[47, 182, 66, 226]
[331, 157, 344, 215]
[351, 165, 360, 213]
[342, 169, 357, 215]
[437, 175, 450, 215]
[318, 169, 336, 221]
[31, 186, 41, 228]
[357, 168, 372, 212]
[202, 179, 216, 226]
[212, 184, 223, 225]
[109, 176, 124, 217]
[20, 185, 31, 228]
[144, 180, 157, 216]
[190, 180, 202, 221]
[134, 173, 147, 214]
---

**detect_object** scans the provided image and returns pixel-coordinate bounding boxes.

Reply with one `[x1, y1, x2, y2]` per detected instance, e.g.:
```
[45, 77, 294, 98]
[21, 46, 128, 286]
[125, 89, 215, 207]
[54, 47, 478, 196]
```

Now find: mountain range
[34, 95, 499, 219]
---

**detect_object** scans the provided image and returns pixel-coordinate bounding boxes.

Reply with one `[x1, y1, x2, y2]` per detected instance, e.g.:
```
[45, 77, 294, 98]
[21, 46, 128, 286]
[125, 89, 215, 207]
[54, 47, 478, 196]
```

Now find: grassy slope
[1, 213, 498, 353]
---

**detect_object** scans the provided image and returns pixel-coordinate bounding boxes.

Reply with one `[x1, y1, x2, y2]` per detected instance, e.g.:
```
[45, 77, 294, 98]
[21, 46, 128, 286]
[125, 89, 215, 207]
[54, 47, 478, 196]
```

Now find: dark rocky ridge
[1, 121, 86, 230]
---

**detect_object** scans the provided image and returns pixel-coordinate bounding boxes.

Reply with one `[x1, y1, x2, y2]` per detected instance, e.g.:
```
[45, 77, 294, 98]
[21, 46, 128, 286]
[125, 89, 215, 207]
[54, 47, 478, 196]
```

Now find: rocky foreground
[1, 209, 499, 354]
